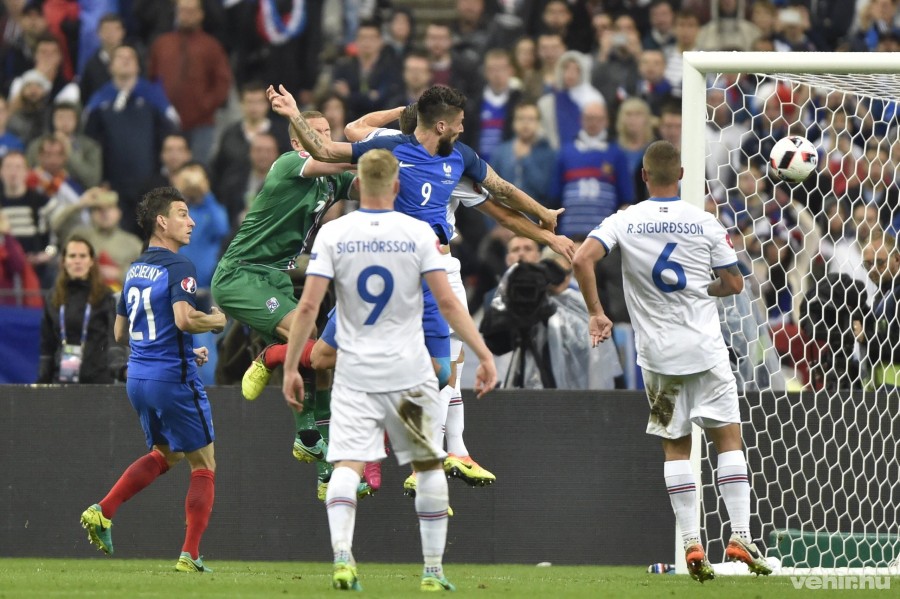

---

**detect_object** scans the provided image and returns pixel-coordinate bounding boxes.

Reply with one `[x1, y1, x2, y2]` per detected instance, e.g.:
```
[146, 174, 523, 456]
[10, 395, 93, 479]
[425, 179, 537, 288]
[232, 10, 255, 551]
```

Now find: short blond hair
[642, 140, 681, 186]
[357, 149, 399, 197]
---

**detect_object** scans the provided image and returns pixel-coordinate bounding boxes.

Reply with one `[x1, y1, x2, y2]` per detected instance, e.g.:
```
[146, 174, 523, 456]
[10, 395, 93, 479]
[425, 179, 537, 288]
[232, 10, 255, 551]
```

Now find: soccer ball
[769, 136, 818, 183]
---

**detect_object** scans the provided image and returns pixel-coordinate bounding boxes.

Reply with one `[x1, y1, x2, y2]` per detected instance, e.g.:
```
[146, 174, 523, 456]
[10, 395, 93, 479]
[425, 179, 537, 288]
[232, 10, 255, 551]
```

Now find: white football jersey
[307, 209, 446, 391]
[362, 128, 489, 241]
[588, 197, 739, 375]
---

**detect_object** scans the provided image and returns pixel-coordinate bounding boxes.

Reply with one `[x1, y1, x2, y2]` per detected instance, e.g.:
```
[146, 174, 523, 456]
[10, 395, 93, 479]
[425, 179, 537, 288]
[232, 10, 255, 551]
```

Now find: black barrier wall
[0, 386, 673, 565]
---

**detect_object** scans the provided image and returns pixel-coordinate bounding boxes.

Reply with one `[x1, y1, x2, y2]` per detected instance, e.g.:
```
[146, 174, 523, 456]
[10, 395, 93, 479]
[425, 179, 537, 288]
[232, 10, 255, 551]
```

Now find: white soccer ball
[769, 136, 818, 183]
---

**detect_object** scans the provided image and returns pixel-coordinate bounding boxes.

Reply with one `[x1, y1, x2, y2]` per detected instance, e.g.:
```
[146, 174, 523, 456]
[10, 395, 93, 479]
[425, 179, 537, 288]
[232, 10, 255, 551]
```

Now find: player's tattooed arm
[708, 264, 745, 297]
[477, 200, 576, 262]
[345, 105, 405, 142]
[267, 84, 352, 163]
[480, 166, 562, 232]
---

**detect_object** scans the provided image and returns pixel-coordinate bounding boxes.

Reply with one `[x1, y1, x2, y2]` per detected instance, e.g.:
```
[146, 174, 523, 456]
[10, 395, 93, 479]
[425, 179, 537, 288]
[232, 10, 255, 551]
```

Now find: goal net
[682, 52, 900, 576]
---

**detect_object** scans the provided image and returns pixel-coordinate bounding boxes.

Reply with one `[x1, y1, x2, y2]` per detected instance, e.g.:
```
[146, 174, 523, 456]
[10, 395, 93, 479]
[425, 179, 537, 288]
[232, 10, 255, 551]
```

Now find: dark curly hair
[417, 85, 467, 127]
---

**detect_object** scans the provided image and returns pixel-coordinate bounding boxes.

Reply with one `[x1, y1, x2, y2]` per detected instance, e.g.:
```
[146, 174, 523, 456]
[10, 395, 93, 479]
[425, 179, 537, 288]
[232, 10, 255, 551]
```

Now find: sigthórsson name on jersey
[336, 240, 418, 254]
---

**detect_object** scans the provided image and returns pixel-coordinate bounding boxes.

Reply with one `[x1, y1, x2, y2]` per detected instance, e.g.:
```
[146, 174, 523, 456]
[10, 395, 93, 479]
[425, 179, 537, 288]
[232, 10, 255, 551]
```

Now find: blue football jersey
[117, 247, 199, 383]
[351, 134, 488, 244]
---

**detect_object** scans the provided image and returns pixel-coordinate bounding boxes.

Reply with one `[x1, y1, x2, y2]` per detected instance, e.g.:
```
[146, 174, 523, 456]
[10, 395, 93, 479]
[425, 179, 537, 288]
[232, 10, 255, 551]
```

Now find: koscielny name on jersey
[625, 222, 705, 235]
[126, 264, 164, 282]
[336, 240, 417, 254]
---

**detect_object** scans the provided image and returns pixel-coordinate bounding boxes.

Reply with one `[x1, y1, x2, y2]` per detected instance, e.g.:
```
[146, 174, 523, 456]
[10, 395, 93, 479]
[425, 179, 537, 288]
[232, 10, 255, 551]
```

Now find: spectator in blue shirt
[490, 102, 557, 207]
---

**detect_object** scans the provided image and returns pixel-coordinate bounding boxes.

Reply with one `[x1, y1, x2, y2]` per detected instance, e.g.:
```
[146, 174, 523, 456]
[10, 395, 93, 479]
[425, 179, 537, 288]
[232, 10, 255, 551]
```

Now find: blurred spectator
[855, 228, 900, 389]
[664, 10, 700, 96]
[0, 95, 24, 157]
[539, 0, 592, 53]
[591, 17, 641, 123]
[452, 0, 492, 66]
[706, 85, 749, 201]
[223, 131, 280, 222]
[0, 1, 49, 95]
[148, 0, 231, 165]
[26, 134, 84, 245]
[0, 209, 29, 305]
[696, 0, 762, 51]
[320, 94, 349, 142]
[37, 235, 124, 383]
[534, 32, 567, 98]
[614, 97, 655, 182]
[69, 188, 143, 292]
[538, 50, 603, 149]
[383, 7, 415, 61]
[491, 101, 557, 208]
[211, 82, 290, 224]
[7, 68, 52, 144]
[847, 141, 900, 230]
[133, 0, 226, 47]
[84, 44, 178, 235]
[481, 233, 542, 312]
[773, 6, 817, 52]
[749, 0, 778, 41]
[330, 19, 400, 122]
[805, 0, 856, 51]
[550, 102, 631, 238]
[140, 133, 192, 196]
[0, 0, 28, 95]
[740, 84, 790, 171]
[8, 34, 78, 105]
[172, 162, 228, 292]
[385, 51, 432, 107]
[634, 48, 672, 116]
[78, 13, 125, 105]
[512, 36, 542, 101]
[424, 22, 479, 99]
[462, 49, 521, 161]
[848, 0, 900, 52]
[643, 0, 676, 52]
[225, 0, 326, 106]
[0, 150, 53, 286]
[26, 102, 102, 189]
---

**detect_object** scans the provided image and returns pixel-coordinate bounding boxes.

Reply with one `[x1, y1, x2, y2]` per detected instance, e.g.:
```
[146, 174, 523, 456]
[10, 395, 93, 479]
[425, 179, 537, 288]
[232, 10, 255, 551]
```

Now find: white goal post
[678, 51, 900, 577]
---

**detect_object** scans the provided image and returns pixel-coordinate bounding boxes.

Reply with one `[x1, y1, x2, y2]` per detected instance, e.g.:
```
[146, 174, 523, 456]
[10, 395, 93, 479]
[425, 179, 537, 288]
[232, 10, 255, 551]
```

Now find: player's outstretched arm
[173, 302, 227, 334]
[476, 199, 576, 262]
[572, 238, 613, 347]
[282, 274, 330, 411]
[423, 270, 497, 397]
[480, 165, 562, 232]
[345, 105, 406, 142]
[708, 264, 745, 297]
[267, 84, 353, 163]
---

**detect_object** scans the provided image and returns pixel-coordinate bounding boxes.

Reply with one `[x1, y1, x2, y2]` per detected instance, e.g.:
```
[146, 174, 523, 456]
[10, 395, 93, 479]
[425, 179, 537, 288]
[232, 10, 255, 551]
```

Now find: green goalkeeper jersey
[220, 150, 355, 269]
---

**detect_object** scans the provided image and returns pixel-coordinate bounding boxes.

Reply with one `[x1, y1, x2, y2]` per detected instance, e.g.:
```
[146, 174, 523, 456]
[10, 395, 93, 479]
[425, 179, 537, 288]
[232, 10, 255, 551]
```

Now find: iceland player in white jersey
[572, 141, 772, 582]
[282, 150, 497, 592]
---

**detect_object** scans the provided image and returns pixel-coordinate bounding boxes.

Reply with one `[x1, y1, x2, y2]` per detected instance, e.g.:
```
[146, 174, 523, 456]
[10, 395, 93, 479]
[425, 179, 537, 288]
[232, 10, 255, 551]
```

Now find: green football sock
[293, 376, 317, 434]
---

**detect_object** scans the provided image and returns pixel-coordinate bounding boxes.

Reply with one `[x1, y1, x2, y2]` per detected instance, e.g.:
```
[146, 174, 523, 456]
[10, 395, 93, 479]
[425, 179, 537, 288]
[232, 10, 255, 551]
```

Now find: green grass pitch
[0, 558, 887, 598]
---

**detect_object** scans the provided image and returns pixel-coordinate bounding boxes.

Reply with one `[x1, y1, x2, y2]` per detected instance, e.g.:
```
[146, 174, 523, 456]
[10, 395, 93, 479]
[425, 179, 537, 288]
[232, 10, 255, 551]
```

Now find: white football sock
[664, 460, 700, 548]
[445, 360, 468, 456]
[415, 468, 449, 578]
[717, 450, 751, 542]
[326, 467, 360, 563]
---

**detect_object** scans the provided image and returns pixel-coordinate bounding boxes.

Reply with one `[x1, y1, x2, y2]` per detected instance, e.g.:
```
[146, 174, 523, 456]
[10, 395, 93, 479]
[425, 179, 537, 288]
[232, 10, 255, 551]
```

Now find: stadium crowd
[0, 0, 898, 391]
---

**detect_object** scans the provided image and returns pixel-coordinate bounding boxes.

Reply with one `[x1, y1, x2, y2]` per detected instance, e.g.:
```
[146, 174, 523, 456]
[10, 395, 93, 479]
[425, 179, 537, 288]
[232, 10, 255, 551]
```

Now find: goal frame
[676, 51, 900, 576]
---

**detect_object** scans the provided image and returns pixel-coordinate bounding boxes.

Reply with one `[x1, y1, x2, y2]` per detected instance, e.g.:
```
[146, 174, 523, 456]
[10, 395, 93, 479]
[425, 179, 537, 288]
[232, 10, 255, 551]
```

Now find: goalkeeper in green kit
[212, 110, 391, 499]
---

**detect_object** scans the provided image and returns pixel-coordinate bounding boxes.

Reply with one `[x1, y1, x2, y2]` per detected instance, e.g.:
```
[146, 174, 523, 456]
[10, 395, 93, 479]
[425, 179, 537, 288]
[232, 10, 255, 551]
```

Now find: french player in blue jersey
[79, 187, 227, 573]
[267, 83, 563, 387]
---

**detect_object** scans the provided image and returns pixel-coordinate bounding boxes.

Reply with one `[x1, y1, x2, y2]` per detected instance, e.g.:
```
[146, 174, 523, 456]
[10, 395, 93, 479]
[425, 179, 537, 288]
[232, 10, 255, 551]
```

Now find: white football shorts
[446, 255, 467, 361]
[327, 379, 448, 465]
[642, 359, 740, 439]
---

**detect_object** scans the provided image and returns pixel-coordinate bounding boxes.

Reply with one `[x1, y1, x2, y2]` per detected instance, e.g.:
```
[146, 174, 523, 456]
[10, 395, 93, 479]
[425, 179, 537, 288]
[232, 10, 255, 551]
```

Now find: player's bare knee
[311, 340, 336, 370]
[706, 422, 743, 454]
[661, 435, 692, 461]
[185, 443, 216, 472]
[153, 445, 184, 468]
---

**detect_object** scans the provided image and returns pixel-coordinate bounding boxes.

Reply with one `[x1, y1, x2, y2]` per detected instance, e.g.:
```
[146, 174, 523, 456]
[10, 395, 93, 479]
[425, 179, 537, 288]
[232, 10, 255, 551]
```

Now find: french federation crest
[443, 163, 452, 177]
[266, 297, 280, 313]
[180, 277, 197, 294]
